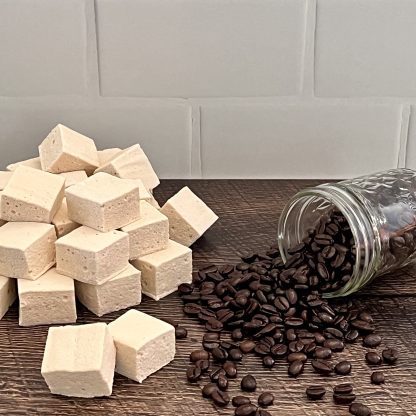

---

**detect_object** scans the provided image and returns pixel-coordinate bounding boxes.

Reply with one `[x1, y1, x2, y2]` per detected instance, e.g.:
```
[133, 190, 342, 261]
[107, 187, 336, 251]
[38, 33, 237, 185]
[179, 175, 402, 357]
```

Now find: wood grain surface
[1, 180, 415, 416]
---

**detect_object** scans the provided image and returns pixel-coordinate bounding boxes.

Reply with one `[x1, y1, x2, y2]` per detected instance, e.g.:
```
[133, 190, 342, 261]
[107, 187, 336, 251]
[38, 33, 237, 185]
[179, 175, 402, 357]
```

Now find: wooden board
[0, 180, 415, 415]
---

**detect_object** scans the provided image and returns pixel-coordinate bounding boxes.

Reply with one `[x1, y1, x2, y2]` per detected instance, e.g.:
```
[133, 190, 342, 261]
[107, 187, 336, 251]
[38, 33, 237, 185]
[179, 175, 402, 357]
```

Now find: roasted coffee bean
[183, 303, 201, 315]
[371, 371, 385, 385]
[212, 389, 230, 407]
[178, 283, 194, 295]
[206, 318, 224, 332]
[363, 334, 382, 348]
[212, 347, 228, 362]
[203, 341, 220, 351]
[258, 392, 274, 407]
[271, 343, 288, 357]
[323, 339, 344, 352]
[217, 374, 229, 391]
[285, 317, 304, 327]
[359, 311, 374, 323]
[175, 326, 188, 339]
[223, 361, 238, 378]
[366, 351, 382, 366]
[233, 396, 251, 407]
[232, 328, 244, 341]
[345, 329, 360, 343]
[349, 403, 372, 416]
[287, 352, 307, 362]
[210, 367, 226, 382]
[204, 333, 220, 342]
[235, 404, 257, 416]
[382, 348, 399, 364]
[351, 320, 375, 333]
[190, 350, 209, 362]
[335, 360, 352, 375]
[288, 360, 304, 378]
[196, 359, 210, 373]
[241, 375, 257, 392]
[186, 366, 201, 382]
[311, 359, 333, 375]
[263, 355, 275, 368]
[334, 393, 356, 405]
[240, 340, 256, 354]
[334, 383, 353, 395]
[324, 327, 343, 339]
[229, 348, 243, 362]
[314, 347, 332, 359]
[202, 383, 218, 398]
[306, 385, 326, 400]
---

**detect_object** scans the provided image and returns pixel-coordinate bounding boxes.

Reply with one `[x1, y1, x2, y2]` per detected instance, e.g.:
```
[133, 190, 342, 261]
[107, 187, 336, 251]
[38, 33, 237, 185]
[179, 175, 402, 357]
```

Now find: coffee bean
[351, 320, 375, 333]
[334, 383, 353, 395]
[345, 329, 359, 343]
[311, 359, 333, 375]
[314, 347, 332, 359]
[202, 383, 218, 398]
[287, 352, 307, 362]
[204, 333, 220, 342]
[258, 392, 274, 407]
[241, 375, 257, 392]
[210, 367, 226, 382]
[217, 374, 229, 391]
[323, 339, 344, 352]
[363, 334, 382, 348]
[382, 348, 398, 364]
[206, 318, 224, 332]
[335, 360, 352, 375]
[306, 385, 326, 400]
[271, 343, 288, 357]
[232, 328, 244, 341]
[235, 404, 257, 416]
[190, 350, 209, 362]
[186, 366, 201, 382]
[334, 393, 356, 405]
[223, 361, 238, 378]
[371, 371, 385, 384]
[288, 360, 304, 378]
[195, 359, 210, 373]
[212, 347, 228, 362]
[178, 283, 194, 295]
[262, 355, 275, 368]
[175, 326, 188, 339]
[349, 403, 372, 416]
[240, 340, 256, 354]
[212, 389, 230, 407]
[233, 396, 251, 407]
[183, 303, 201, 316]
[366, 351, 382, 366]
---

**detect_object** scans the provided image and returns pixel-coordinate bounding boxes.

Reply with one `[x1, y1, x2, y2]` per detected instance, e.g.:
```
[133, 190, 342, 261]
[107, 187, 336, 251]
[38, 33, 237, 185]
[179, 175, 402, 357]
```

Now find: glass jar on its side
[278, 169, 416, 297]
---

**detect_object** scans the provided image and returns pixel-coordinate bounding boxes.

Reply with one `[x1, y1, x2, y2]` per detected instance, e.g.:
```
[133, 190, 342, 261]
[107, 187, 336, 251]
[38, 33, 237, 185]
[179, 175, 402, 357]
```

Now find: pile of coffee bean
[178, 210, 398, 415]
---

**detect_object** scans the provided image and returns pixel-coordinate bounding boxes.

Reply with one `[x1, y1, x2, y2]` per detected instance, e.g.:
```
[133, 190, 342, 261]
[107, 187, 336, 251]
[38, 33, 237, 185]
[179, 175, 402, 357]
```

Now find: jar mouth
[277, 184, 382, 297]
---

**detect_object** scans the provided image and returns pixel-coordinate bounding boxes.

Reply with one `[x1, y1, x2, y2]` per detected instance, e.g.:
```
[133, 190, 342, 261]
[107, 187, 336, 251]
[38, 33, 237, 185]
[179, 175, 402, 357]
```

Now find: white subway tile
[0, 0, 87, 96]
[200, 102, 402, 178]
[96, 0, 306, 97]
[0, 101, 191, 178]
[315, 0, 416, 97]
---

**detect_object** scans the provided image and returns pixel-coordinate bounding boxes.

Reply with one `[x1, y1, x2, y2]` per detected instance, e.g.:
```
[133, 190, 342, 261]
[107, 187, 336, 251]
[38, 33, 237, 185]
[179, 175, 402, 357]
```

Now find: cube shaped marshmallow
[1, 166, 65, 223]
[98, 148, 121, 166]
[18, 268, 76, 327]
[39, 124, 99, 174]
[0, 171, 13, 191]
[121, 201, 169, 260]
[66, 172, 141, 232]
[0, 276, 16, 320]
[59, 170, 88, 188]
[56, 226, 129, 285]
[41, 322, 116, 397]
[52, 198, 80, 238]
[95, 144, 159, 191]
[75, 264, 141, 317]
[108, 309, 175, 382]
[160, 186, 218, 247]
[132, 240, 192, 300]
[0, 222, 56, 279]
[7, 157, 42, 171]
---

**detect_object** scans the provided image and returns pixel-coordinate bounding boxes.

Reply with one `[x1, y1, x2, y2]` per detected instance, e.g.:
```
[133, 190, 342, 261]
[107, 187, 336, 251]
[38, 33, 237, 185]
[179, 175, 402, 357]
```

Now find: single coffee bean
[258, 392, 274, 407]
[217, 374, 229, 391]
[263, 355, 275, 368]
[235, 404, 257, 416]
[212, 389, 230, 407]
[334, 393, 356, 405]
[186, 366, 201, 382]
[241, 375, 257, 392]
[240, 340, 256, 354]
[271, 343, 288, 357]
[363, 334, 382, 348]
[206, 318, 224, 332]
[204, 333, 220, 342]
[190, 350, 209, 362]
[345, 329, 359, 343]
[232, 396, 251, 407]
[210, 367, 226, 382]
[306, 385, 326, 400]
[351, 319, 375, 333]
[229, 348, 243, 362]
[223, 361, 238, 378]
[288, 360, 304, 378]
[335, 360, 352, 375]
[311, 359, 333, 375]
[334, 383, 353, 395]
[314, 347, 332, 359]
[323, 339, 344, 352]
[382, 348, 399, 364]
[287, 352, 307, 363]
[212, 347, 228, 362]
[232, 328, 244, 341]
[175, 326, 188, 339]
[195, 359, 210, 373]
[202, 383, 218, 398]
[371, 371, 385, 385]
[366, 351, 382, 366]
[349, 403, 372, 416]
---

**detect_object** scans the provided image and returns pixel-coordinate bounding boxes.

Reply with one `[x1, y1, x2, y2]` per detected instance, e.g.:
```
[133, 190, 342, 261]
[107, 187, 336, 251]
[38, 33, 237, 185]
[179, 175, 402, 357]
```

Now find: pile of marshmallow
[0, 124, 218, 397]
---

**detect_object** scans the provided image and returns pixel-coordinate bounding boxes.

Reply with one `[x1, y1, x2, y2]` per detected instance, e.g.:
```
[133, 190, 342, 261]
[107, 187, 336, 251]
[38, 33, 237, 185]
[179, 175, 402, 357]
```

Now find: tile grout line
[189, 100, 202, 179]
[399, 104, 411, 168]
[85, 0, 100, 99]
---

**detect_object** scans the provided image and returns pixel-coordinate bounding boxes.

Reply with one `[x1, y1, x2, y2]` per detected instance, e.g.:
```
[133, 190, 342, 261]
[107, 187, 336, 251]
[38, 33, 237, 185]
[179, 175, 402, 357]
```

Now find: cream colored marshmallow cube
[0, 171, 13, 191]
[1, 166, 65, 223]
[98, 148, 121, 166]
[41, 323, 116, 397]
[7, 157, 42, 171]
[39, 124, 99, 174]
[0, 276, 16, 319]
[0, 222, 56, 279]
[56, 226, 129, 285]
[52, 198, 80, 238]
[108, 309, 175, 383]
[75, 263, 141, 317]
[66, 172, 140, 232]
[132, 240, 192, 300]
[121, 201, 169, 260]
[95, 144, 160, 191]
[59, 170, 88, 188]
[18, 268, 76, 327]
[160, 186, 218, 247]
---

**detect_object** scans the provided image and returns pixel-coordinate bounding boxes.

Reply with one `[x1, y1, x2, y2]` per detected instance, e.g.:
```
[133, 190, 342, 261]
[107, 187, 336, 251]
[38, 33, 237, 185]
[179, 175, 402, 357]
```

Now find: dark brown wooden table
[1, 180, 415, 416]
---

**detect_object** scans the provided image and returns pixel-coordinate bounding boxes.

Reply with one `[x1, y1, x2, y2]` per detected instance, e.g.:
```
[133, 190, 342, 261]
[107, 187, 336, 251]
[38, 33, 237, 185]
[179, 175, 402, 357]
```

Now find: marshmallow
[56, 226, 129, 285]
[108, 309, 175, 382]
[41, 322, 116, 397]
[59, 171, 88, 188]
[98, 148, 121, 166]
[132, 240, 192, 300]
[95, 144, 159, 191]
[0, 222, 56, 280]
[75, 263, 141, 317]
[66, 172, 140, 232]
[18, 268, 76, 327]
[1, 166, 65, 223]
[7, 157, 42, 171]
[121, 201, 169, 260]
[160, 186, 218, 247]
[52, 198, 80, 238]
[0, 276, 16, 319]
[39, 124, 99, 174]
[0, 171, 13, 191]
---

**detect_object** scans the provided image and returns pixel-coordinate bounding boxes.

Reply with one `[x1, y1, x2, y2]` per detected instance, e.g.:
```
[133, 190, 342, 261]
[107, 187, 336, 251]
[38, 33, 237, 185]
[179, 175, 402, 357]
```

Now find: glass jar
[277, 169, 416, 297]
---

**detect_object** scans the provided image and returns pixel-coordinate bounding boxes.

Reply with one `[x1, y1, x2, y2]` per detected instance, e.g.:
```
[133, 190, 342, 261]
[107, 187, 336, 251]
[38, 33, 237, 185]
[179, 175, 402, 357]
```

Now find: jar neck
[277, 183, 383, 297]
